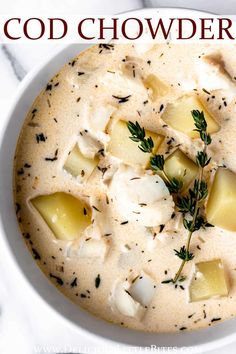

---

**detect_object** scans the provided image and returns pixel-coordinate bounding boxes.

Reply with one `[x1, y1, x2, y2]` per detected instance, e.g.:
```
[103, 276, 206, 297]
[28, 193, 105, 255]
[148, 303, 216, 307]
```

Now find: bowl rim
[1, 7, 236, 353]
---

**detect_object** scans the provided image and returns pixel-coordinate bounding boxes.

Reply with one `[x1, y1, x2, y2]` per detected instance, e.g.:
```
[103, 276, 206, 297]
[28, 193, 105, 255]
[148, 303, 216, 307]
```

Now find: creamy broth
[14, 43, 236, 332]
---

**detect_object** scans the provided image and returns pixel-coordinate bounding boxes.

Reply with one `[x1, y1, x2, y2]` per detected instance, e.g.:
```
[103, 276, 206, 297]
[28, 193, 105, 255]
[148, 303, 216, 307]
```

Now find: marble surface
[145, 0, 236, 14]
[1, 1, 236, 353]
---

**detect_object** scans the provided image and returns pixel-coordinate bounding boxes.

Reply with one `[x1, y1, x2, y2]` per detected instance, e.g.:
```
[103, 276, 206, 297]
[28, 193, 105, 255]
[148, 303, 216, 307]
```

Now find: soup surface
[14, 43, 236, 332]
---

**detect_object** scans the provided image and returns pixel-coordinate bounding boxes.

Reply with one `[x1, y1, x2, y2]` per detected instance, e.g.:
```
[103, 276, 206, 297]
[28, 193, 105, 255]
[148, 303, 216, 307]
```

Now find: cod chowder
[14, 43, 236, 332]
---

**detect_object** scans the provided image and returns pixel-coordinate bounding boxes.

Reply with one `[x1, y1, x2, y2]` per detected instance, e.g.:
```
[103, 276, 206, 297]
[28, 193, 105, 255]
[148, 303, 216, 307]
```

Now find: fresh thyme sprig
[127, 121, 183, 194]
[172, 110, 212, 283]
[127, 110, 213, 285]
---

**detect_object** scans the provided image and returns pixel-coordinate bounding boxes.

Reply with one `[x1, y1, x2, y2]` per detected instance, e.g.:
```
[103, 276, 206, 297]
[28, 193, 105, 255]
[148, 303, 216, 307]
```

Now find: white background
[1, 1, 236, 354]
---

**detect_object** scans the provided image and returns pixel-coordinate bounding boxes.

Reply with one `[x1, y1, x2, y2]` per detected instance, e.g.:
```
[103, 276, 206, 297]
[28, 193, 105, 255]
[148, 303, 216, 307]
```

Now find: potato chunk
[206, 168, 236, 231]
[31, 192, 91, 240]
[63, 144, 98, 181]
[164, 149, 198, 190]
[189, 259, 228, 302]
[161, 95, 220, 138]
[107, 120, 164, 167]
[143, 74, 169, 101]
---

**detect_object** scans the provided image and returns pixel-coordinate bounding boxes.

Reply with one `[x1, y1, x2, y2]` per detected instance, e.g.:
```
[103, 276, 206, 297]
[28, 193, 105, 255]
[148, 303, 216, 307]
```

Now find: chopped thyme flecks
[70, 277, 78, 288]
[92, 205, 101, 212]
[31, 248, 41, 260]
[95, 274, 101, 288]
[15, 202, 21, 214]
[211, 317, 221, 322]
[46, 84, 52, 91]
[49, 273, 63, 286]
[17, 168, 24, 175]
[112, 95, 131, 103]
[98, 44, 115, 54]
[45, 149, 59, 162]
[24, 163, 31, 168]
[36, 133, 47, 143]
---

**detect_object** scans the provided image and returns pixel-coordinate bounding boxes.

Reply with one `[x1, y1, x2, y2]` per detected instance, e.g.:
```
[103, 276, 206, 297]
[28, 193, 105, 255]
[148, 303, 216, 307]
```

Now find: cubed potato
[161, 95, 220, 138]
[63, 144, 98, 181]
[206, 168, 236, 231]
[164, 149, 198, 190]
[31, 192, 91, 241]
[189, 259, 228, 302]
[107, 120, 164, 167]
[143, 74, 169, 101]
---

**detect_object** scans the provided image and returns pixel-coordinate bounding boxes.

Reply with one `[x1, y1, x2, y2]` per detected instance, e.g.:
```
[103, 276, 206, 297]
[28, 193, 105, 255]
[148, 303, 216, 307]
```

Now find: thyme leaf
[161, 279, 174, 284]
[166, 178, 183, 194]
[150, 154, 165, 171]
[196, 151, 211, 167]
[174, 246, 194, 261]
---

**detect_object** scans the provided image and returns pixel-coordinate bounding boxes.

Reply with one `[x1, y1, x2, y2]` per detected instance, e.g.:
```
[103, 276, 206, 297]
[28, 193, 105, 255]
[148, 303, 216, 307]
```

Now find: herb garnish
[127, 110, 213, 284]
[17, 167, 24, 175]
[45, 148, 59, 162]
[46, 84, 52, 91]
[15, 202, 21, 214]
[211, 317, 221, 322]
[95, 274, 101, 288]
[36, 133, 47, 143]
[127, 121, 183, 194]
[70, 277, 78, 288]
[32, 248, 41, 260]
[98, 44, 114, 53]
[112, 95, 131, 103]
[172, 110, 212, 283]
[24, 163, 31, 168]
[49, 273, 63, 286]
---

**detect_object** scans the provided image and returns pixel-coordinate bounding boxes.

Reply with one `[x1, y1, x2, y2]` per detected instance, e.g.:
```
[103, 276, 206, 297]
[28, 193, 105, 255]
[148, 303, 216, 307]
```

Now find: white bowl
[1, 8, 236, 353]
